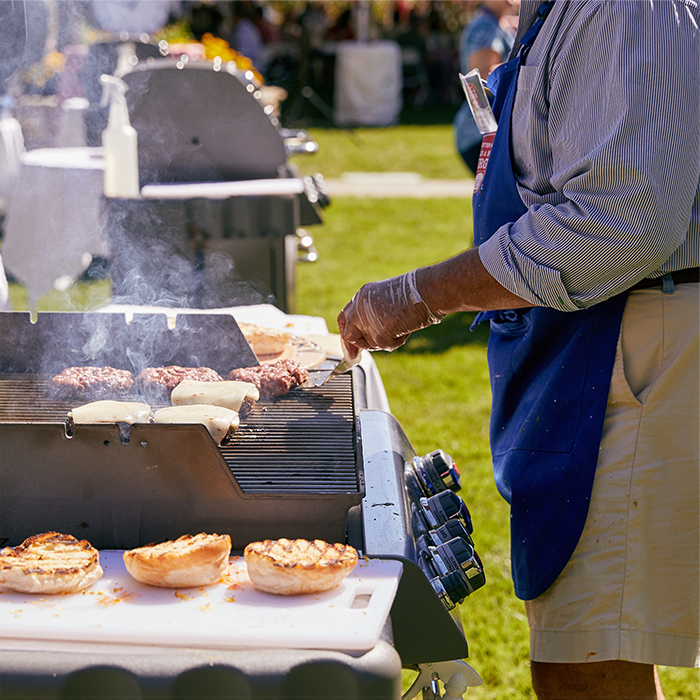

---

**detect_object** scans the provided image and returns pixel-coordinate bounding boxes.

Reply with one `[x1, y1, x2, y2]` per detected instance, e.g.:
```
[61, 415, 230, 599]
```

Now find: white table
[2, 147, 109, 308]
[333, 41, 402, 127]
[0, 116, 24, 311]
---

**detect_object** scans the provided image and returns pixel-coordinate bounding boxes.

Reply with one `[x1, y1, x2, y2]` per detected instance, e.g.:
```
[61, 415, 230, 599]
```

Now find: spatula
[306, 339, 361, 387]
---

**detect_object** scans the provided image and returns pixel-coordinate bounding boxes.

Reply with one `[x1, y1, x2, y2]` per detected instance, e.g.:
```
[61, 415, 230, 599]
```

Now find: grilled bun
[0, 532, 103, 594]
[123, 533, 232, 588]
[238, 323, 291, 357]
[152, 405, 239, 445]
[244, 538, 358, 596]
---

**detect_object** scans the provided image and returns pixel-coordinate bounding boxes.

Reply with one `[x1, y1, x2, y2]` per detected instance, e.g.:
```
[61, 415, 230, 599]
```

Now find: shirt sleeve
[478, 0, 700, 310]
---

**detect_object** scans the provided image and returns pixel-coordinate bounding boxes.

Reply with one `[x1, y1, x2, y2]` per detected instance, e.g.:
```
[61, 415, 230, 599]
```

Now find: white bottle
[100, 74, 140, 199]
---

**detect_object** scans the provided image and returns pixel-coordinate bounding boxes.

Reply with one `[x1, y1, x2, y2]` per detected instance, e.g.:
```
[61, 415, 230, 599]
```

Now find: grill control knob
[428, 570, 472, 611]
[413, 450, 462, 495]
[430, 518, 474, 547]
[417, 532, 486, 609]
[420, 490, 474, 534]
[434, 538, 486, 596]
[417, 541, 472, 611]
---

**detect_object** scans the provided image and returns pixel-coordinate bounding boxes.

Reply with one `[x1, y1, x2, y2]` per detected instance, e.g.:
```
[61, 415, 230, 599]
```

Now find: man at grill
[338, 0, 699, 697]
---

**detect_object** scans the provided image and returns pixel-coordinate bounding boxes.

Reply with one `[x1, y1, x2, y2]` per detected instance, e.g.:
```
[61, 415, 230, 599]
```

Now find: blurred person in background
[424, 5, 458, 105]
[297, 2, 328, 89]
[189, 2, 225, 41]
[453, 0, 518, 174]
[326, 8, 355, 42]
[228, 1, 263, 69]
[252, 3, 280, 45]
[395, 9, 429, 67]
[338, 1, 699, 697]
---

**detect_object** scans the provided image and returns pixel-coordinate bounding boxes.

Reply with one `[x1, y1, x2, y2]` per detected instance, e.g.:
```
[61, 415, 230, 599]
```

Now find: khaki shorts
[526, 283, 700, 667]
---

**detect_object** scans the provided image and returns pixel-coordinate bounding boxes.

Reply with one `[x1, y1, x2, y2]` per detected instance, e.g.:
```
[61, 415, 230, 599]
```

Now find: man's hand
[337, 269, 443, 353]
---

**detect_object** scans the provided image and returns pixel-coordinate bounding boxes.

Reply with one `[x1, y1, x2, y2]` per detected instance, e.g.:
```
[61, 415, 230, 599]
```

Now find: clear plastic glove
[337, 269, 444, 355]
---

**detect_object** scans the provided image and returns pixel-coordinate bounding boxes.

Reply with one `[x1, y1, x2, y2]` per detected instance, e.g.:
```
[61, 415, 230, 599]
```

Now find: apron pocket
[488, 307, 593, 454]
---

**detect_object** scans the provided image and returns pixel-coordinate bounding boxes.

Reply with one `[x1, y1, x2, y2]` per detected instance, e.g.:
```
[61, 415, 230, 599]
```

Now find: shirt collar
[509, 0, 548, 58]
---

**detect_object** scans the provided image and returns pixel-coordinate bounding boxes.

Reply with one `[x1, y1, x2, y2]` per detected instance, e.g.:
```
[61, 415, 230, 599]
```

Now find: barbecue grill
[104, 58, 329, 312]
[0, 311, 484, 698]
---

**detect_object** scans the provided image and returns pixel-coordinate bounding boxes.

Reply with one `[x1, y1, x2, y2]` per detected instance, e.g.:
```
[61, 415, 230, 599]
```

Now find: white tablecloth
[0, 116, 24, 311]
[2, 147, 109, 307]
[334, 41, 402, 127]
[0, 115, 25, 216]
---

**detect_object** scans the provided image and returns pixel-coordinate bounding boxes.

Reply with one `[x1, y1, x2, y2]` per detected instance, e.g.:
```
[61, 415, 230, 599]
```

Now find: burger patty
[135, 366, 223, 394]
[51, 366, 134, 399]
[226, 359, 308, 398]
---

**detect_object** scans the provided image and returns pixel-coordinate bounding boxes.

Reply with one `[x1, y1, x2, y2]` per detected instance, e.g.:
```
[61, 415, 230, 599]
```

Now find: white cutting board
[0, 552, 402, 653]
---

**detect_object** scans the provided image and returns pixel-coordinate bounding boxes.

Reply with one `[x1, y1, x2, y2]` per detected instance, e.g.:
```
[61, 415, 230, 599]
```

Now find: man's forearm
[415, 247, 533, 315]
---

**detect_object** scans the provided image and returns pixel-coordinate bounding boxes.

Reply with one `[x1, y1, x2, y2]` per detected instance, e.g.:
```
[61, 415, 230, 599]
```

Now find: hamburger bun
[69, 400, 152, 425]
[152, 404, 239, 445]
[238, 323, 291, 357]
[123, 533, 232, 588]
[244, 538, 358, 596]
[0, 532, 103, 594]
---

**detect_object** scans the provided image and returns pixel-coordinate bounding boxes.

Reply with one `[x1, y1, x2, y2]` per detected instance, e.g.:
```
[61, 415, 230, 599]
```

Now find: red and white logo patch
[473, 132, 495, 195]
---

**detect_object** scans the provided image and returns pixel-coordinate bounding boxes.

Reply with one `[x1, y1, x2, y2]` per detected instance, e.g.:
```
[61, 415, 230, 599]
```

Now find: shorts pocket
[619, 291, 664, 403]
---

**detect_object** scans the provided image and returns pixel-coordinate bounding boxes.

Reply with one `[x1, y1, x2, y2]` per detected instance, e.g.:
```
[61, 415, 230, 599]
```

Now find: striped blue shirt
[478, 0, 700, 310]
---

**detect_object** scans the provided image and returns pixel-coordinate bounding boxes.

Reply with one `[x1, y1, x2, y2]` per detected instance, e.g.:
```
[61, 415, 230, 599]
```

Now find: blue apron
[473, 1, 628, 601]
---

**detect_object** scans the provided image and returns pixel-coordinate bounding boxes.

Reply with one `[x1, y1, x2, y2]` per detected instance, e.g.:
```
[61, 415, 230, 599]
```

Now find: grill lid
[123, 60, 287, 186]
[0, 311, 258, 377]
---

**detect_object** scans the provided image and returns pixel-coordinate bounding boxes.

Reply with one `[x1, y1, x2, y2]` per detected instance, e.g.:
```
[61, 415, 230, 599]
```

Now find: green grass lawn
[5, 121, 697, 697]
[290, 122, 470, 181]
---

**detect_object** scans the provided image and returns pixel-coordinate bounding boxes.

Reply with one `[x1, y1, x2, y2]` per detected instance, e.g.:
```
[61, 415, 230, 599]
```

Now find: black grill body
[0, 312, 363, 551]
[0, 312, 473, 697]
[0, 641, 403, 699]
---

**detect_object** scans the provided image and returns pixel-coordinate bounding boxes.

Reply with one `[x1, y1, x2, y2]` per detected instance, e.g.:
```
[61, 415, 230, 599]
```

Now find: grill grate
[0, 372, 362, 495]
[222, 375, 360, 492]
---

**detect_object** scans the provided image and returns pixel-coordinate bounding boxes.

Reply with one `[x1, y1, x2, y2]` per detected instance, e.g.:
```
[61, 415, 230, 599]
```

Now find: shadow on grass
[395, 311, 490, 357]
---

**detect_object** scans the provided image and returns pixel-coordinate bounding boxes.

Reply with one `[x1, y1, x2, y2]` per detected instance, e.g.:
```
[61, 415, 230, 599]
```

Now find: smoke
[3, 0, 292, 353]
[103, 196, 273, 311]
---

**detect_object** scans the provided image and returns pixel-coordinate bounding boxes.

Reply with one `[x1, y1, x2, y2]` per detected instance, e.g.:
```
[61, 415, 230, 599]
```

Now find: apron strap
[519, 0, 556, 54]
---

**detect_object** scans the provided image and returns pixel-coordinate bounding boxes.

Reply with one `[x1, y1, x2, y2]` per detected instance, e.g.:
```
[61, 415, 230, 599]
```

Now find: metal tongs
[306, 338, 362, 387]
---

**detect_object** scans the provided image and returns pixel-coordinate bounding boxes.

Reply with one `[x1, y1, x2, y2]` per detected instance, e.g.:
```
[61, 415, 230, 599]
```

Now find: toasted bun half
[123, 533, 232, 588]
[152, 405, 239, 445]
[0, 532, 103, 594]
[238, 323, 291, 357]
[244, 538, 358, 596]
